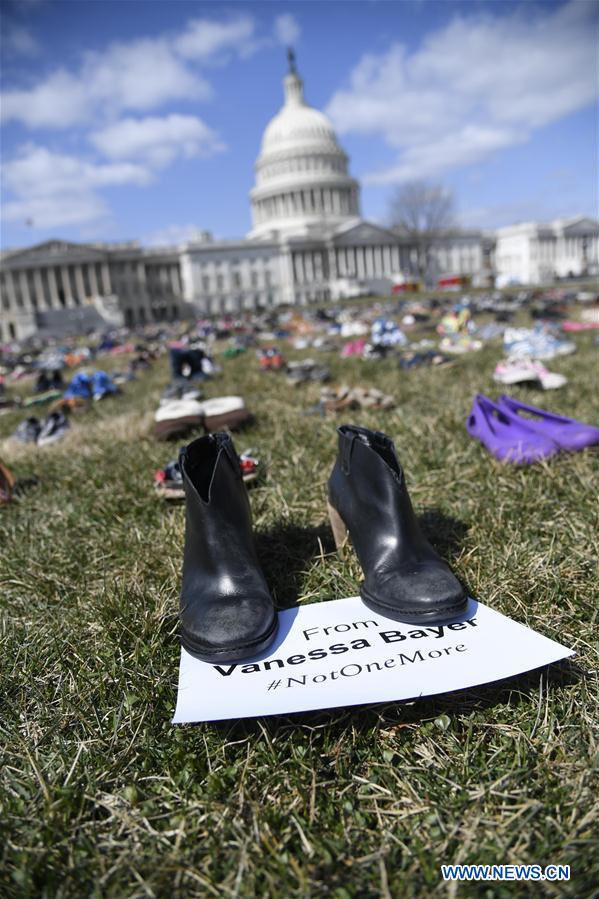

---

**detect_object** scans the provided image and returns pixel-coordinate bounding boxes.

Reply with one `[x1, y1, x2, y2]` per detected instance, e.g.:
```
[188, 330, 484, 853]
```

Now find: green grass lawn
[1, 324, 598, 897]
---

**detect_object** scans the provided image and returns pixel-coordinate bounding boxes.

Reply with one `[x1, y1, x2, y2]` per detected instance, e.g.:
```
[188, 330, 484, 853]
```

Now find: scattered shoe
[258, 347, 285, 371]
[286, 360, 330, 385]
[23, 390, 63, 407]
[37, 411, 70, 446]
[440, 335, 483, 354]
[156, 446, 260, 501]
[12, 417, 41, 444]
[155, 459, 185, 499]
[466, 394, 559, 464]
[498, 396, 599, 452]
[320, 385, 395, 412]
[371, 318, 408, 347]
[201, 396, 254, 433]
[503, 327, 576, 360]
[238, 448, 260, 484]
[155, 398, 206, 422]
[328, 425, 467, 624]
[92, 371, 119, 401]
[493, 358, 567, 390]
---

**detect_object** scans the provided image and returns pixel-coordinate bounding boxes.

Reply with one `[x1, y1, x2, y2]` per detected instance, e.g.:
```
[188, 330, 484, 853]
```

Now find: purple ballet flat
[498, 396, 599, 452]
[466, 394, 559, 464]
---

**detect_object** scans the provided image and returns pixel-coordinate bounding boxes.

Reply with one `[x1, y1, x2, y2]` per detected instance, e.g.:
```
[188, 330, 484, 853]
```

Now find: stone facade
[495, 217, 599, 286]
[0, 240, 186, 341]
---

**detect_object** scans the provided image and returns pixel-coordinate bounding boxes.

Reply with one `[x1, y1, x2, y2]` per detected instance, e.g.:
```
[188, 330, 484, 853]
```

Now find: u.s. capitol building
[1, 55, 597, 341]
[178, 55, 490, 313]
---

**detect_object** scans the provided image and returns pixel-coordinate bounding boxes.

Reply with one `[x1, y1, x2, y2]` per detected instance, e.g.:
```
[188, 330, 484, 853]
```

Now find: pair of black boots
[179, 426, 467, 662]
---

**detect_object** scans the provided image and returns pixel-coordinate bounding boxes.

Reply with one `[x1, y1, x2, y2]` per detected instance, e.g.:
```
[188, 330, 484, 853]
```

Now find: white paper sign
[173, 597, 574, 723]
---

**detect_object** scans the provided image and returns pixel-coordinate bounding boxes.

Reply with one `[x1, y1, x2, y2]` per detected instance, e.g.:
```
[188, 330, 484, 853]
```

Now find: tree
[388, 180, 455, 280]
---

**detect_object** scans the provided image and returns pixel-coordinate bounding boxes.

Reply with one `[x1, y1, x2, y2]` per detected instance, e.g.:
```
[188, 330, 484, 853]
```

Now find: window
[202, 276, 210, 291]
[233, 272, 241, 287]
[216, 275, 224, 290]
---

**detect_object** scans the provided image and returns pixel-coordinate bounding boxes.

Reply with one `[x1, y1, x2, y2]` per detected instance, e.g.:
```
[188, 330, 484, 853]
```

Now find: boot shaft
[180, 433, 261, 583]
[328, 425, 428, 567]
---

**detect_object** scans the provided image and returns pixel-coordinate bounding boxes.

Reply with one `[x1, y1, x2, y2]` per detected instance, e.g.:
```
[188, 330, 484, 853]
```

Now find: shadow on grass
[418, 506, 475, 598]
[256, 510, 472, 610]
[208, 658, 584, 740]
[418, 507, 469, 557]
[255, 522, 335, 610]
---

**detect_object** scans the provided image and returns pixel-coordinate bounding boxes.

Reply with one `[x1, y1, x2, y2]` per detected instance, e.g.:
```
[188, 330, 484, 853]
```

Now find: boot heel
[327, 501, 350, 555]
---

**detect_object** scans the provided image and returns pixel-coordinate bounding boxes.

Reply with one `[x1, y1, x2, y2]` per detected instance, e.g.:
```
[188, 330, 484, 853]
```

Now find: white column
[29, 269, 42, 308]
[383, 246, 390, 273]
[62, 266, 74, 305]
[356, 248, 365, 278]
[6, 271, 18, 309]
[74, 265, 86, 300]
[89, 263, 99, 297]
[168, 264, 177, 295]
[326, 242, 337, 281]
[19, 271, 31, 309]
[280, 243, 295, 304]
[101, 262, 111, 294]
[46, 267, 59, 306]
[299, 253, 306, 284]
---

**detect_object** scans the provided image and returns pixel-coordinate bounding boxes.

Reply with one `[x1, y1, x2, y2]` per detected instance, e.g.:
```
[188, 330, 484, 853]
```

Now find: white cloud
[175, 16, 257, 60]
[2, 144, 151, 229]
[274, 14, 301, 46]
[90, 114, 225, 167]
[3, 194, 109, 230]
[327, 1, 599, 184]
[0, 38, 210, 129]
[83, 38, 211, 114]
[0, 14, 263, 129]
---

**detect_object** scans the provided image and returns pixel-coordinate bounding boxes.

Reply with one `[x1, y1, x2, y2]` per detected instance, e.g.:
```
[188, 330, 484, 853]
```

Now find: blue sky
[1, 0, 597, 248]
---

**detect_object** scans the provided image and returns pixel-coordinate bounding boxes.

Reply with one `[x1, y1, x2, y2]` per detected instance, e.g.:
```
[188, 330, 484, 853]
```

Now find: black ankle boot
[327, 425, 467, 624]
[179, 433, 277, 661]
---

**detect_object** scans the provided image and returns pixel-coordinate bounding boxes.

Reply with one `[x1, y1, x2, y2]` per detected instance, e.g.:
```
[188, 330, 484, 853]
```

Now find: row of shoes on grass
[12, 411, 70, 446]
[155, 447, 260, 500]
[467, 395, 599, 464]
[154, 386, 254, 441]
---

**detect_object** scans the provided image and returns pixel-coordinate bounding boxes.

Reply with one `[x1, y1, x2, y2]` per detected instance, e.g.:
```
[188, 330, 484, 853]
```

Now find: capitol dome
[249, 53, 361, 239]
